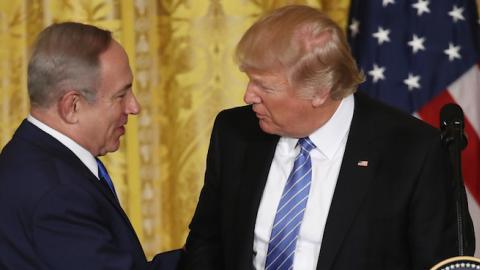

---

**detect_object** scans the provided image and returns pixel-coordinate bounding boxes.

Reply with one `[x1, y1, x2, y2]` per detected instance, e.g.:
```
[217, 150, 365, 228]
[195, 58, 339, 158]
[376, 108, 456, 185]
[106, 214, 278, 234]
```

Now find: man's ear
[312, 89, 330, 108]
[58, 91, 81, 124]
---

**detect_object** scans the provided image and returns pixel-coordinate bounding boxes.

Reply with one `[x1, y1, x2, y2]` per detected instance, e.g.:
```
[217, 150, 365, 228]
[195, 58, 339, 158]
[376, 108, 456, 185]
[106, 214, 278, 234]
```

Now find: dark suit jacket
[0, 120, 162, 270]
[180, 93, 475, 270]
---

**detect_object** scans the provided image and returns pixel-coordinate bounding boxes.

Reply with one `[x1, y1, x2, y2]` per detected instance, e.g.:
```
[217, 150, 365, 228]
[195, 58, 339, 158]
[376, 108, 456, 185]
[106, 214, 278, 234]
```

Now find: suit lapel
[235, 131, 279, 269]
[78, 166, 146, 253]
[79, 166, 137, 231]
[316, 94, 379, 270]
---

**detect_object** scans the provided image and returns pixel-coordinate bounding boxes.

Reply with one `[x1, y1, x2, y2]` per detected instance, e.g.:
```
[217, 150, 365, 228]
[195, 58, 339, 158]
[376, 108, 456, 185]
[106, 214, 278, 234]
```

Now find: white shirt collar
[280, 94, 354, 160]
[27, 114, 99, 178]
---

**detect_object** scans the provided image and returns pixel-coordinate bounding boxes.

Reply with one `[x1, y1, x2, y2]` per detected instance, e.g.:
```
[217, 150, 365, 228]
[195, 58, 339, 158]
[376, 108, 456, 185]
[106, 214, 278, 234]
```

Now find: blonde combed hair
[235, 5, 364, 100]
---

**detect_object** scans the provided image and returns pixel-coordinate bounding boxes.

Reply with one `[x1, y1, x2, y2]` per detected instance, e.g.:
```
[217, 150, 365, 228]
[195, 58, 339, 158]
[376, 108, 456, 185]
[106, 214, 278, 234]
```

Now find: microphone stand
[441, 119, 469, 256]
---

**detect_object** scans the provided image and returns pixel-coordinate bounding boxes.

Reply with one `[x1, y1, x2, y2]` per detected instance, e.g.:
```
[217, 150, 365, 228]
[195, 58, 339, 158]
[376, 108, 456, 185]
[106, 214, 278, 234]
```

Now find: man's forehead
[246, 69, 286, 81]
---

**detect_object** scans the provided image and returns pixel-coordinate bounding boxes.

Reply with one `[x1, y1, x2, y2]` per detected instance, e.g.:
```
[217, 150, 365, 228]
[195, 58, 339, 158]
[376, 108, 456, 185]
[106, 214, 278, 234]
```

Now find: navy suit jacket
[0, 120, 162, 269]
[180, 93, 475, 270]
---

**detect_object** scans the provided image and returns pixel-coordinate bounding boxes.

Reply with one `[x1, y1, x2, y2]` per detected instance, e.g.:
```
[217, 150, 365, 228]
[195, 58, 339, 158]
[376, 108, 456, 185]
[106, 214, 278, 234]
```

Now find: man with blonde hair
[0, 22, 165, 269]
[180, 5, 474, 270]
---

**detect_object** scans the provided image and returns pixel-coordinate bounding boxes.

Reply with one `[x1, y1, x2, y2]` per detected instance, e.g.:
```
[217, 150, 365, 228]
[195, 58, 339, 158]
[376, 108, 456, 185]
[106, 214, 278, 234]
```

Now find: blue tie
[265, 137, 316, 270]
[96, 158, 117, 198]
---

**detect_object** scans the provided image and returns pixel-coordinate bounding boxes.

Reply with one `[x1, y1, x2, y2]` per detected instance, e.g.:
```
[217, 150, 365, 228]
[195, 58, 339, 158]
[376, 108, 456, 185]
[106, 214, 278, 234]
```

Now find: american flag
[348, 0, 480, 257]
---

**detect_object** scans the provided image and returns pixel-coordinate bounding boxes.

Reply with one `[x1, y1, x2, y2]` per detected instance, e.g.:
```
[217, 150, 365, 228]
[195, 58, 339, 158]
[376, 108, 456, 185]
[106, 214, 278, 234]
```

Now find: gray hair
[28, 22, 112, 108]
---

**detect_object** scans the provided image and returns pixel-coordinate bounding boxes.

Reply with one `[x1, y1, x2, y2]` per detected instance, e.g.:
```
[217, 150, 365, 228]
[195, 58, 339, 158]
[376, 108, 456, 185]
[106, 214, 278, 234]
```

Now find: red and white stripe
[418, 63, 480, 258]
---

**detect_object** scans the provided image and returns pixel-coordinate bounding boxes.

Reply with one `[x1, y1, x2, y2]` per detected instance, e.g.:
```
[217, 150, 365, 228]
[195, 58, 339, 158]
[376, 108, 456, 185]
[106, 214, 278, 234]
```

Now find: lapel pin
[357, 160, 368, 167]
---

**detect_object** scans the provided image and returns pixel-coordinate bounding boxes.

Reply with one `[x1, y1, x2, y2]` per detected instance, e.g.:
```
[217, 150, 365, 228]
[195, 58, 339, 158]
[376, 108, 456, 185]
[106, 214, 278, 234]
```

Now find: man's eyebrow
[115, 83, 133, 94]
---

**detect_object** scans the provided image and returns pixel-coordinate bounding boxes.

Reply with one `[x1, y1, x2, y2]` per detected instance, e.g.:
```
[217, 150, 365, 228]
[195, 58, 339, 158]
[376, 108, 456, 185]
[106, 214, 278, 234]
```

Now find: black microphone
[440, 103, 467, 150]
[439, 103, 474, 257]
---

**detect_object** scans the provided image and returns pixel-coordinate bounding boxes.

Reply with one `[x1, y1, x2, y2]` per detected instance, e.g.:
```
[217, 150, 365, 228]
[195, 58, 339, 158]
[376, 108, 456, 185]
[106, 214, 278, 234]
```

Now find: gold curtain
[0, 0, 401, 257]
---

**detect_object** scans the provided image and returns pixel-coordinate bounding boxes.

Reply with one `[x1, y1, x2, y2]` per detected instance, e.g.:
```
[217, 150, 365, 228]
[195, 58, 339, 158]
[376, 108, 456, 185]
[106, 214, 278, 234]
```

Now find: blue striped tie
[265, 137, 316, 270]
[96, 158, 117, 198]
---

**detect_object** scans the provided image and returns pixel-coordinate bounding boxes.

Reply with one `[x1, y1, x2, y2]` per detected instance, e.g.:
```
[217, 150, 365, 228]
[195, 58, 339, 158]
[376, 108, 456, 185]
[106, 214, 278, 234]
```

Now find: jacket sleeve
[179, 113, 225, 270]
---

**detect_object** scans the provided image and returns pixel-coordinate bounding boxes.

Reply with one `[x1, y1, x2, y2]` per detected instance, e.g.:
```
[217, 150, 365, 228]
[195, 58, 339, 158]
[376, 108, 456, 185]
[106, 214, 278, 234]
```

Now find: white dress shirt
[27, 115, 100, 179]
[253, 94, 354, 270]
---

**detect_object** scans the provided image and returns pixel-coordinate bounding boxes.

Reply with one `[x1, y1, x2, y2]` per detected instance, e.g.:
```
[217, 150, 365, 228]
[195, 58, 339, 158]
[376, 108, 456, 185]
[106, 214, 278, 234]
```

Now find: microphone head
[440, 103, 467, 149]
[440, 103, 464, 131]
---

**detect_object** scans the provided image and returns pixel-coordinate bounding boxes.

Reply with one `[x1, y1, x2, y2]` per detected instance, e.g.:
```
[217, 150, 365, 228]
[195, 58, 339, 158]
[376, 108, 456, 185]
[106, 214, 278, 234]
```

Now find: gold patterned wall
[0, 0, 359, 258]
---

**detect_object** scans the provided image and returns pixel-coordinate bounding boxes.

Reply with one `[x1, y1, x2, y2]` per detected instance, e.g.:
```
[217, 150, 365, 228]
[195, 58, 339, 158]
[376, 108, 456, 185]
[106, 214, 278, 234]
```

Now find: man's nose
[126, 93, 141, 115]
[244, 84, 261, 104]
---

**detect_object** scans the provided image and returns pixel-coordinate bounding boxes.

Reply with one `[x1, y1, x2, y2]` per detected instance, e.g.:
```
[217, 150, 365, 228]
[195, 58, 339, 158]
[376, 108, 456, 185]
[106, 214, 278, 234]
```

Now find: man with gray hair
[0, 22, 163, 269]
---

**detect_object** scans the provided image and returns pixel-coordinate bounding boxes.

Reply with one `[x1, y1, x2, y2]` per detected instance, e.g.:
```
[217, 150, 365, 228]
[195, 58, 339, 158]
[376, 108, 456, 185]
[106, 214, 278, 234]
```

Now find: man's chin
[99, 141, 121, 156]
[110, 142, 121, 153]
[259, 120, 277, 135]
